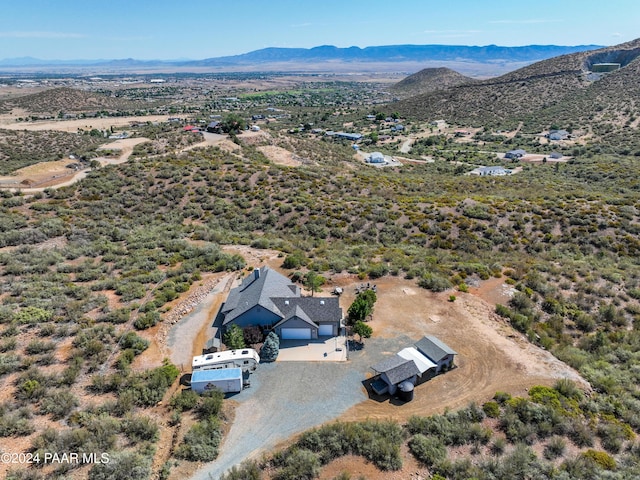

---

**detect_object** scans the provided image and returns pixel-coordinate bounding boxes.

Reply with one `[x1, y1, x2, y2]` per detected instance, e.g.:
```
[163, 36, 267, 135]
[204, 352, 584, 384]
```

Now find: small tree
[304, 271, 324, 297]
[260, 332, 279, 362]
[223, 325, 246, 350]
[347, 290, 377, 324]
[352, 321, 372, 344]
[221, 113, 244, 134]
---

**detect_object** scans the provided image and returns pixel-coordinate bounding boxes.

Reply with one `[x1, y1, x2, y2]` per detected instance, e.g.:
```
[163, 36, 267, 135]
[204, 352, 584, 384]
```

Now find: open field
[0, 114, 172, 132]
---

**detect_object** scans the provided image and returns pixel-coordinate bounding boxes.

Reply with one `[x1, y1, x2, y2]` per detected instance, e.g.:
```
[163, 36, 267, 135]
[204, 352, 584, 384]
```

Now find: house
[371, 355, 421, 395]
[332, 132, 363, 142]
[206, 121, 222, 133]
[221, 267, 342, 341]
[469, 166, 512, 176]
[547, 130, 570, 141]
[505, 149, 526, 160]
[367, 152, 386, 164]
[415, 336, 457, 373]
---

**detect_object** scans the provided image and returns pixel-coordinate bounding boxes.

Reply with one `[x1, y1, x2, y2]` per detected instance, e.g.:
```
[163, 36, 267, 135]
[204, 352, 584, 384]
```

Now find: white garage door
[318, 324, 333, 336]
[281, 328, 311, 340]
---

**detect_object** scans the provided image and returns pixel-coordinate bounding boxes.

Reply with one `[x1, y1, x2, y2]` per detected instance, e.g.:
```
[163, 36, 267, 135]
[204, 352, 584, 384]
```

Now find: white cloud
[489, 19, 561, 25]
[611, 32, 622, 37]
[0, 31, 85, 39]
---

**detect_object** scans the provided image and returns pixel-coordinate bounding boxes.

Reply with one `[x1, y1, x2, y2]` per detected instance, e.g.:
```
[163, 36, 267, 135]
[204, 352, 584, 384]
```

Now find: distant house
[250, 125, 261, 132]
[505, 149, 526, 160]
[221, 267, 342, 341]
[547, 130, 570, 141]
[415, 336, 457, 373]
[333, 132, 363, 142]
[550, 151, 563, 159]
[366, 114, 376, 121]
[393, 124, 405, 131]
[469, 166, 512, 176]
[367, 152, 386, 164]
[206, 121, 222, 133]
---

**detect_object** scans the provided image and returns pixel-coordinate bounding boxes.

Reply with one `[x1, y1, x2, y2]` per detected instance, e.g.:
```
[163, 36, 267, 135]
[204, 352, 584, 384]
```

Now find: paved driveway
[277, 336, 348, 362]
[190, 333, 415, 480]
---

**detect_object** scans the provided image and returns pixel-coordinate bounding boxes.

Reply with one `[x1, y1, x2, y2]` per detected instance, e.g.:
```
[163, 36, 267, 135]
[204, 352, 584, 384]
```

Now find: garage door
[318, 324, 333, 336]
[281, 328, 311, 340]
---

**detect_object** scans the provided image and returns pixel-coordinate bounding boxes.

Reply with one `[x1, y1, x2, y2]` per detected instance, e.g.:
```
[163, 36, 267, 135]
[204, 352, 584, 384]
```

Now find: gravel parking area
[190, 333, 414, 480]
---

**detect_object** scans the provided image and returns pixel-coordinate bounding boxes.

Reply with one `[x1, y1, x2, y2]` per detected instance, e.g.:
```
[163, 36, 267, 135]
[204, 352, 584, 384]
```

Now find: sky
[1, 0, 638, 60]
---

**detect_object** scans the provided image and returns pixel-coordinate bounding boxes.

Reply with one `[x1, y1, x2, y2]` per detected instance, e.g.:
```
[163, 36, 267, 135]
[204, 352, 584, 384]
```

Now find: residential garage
[281, 328, 312, 340]
[318, 324, 334, 336]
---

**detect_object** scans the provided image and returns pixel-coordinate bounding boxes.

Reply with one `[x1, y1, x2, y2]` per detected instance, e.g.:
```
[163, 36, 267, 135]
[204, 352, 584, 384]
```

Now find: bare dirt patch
[0, 114, 171, 132]
[257, 145, 303, 167]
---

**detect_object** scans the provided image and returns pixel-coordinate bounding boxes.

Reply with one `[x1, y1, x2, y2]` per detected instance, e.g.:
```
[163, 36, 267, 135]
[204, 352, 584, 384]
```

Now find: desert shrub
[121, 414, 159, 443]
[418, 273, 452, 292]
[220, 460, 262, 480]
[133, 310, 160, 330]
[260, 332, 280, 362]
[580, 449, 616, 470]
[39, 390, 79, 420]
[88, 450, 152, 480]
[295, 420, 403, 470]
[273, 448, 320, 480]
[567, 419, 594, 447]
[197, 389, 224, 420]
[174, 416, 222, 461]
[119, 332, 149, 354]
[544, 436, 566, 460]
[0, 354, 21, 376]
[5, 469, 44, 480]
[408, 434, 447, 467]
[483, 401, 501, 418]
[490, 437, 507, 456]
[0, 407, 34, 437]
[170, 389, 200, 412]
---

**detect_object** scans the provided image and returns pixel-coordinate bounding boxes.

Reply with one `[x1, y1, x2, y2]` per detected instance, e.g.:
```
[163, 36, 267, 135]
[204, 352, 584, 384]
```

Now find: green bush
[170, 389, 200, 412]
[408, 434, 447, 467]
[273, 448, 320, 480]
[174, 417, 222, 462]
[580, 449, 616, 470]
[220, 460, 262, 480]
[88, 450, 152, 480]
[483, 401, 501, 418]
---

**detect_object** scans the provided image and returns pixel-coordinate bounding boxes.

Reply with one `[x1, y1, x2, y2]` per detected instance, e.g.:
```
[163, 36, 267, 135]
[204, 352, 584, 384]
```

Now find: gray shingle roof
[222, 267, 299, 325]
[372, 354, 420, 385]
[272, 297, 342, 325]
[415, 336, 457, 363]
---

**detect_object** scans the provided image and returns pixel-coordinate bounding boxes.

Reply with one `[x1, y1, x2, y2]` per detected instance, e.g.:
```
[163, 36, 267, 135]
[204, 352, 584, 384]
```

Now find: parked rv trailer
[192, 348, 260, 372]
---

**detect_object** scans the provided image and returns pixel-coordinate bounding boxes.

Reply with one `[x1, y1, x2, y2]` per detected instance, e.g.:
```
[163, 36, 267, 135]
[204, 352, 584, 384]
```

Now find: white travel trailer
[192, 348, 260, 372]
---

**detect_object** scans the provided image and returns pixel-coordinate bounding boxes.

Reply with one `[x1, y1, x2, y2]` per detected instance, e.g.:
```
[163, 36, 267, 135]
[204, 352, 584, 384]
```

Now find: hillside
[392, 38, 640, 133]
[391, 67, 475, 97]
[0, 87, 127, 114]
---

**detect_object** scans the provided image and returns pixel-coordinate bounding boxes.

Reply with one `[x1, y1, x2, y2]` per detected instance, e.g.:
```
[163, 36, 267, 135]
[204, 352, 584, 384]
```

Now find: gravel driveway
[190, 333, 415, 480]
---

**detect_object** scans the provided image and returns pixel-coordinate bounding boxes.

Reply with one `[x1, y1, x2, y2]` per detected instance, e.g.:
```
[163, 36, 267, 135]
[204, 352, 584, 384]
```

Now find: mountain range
[391, 37, 640, 148]
[0, 44, 603, 76]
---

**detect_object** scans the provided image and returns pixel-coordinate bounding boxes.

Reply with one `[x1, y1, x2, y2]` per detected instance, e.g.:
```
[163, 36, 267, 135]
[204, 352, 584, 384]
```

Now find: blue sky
[1, 0, 638, 60]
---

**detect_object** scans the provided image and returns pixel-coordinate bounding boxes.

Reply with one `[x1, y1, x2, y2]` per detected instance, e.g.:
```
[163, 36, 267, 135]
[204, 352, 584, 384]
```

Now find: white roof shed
[397, 347, 437, 374]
